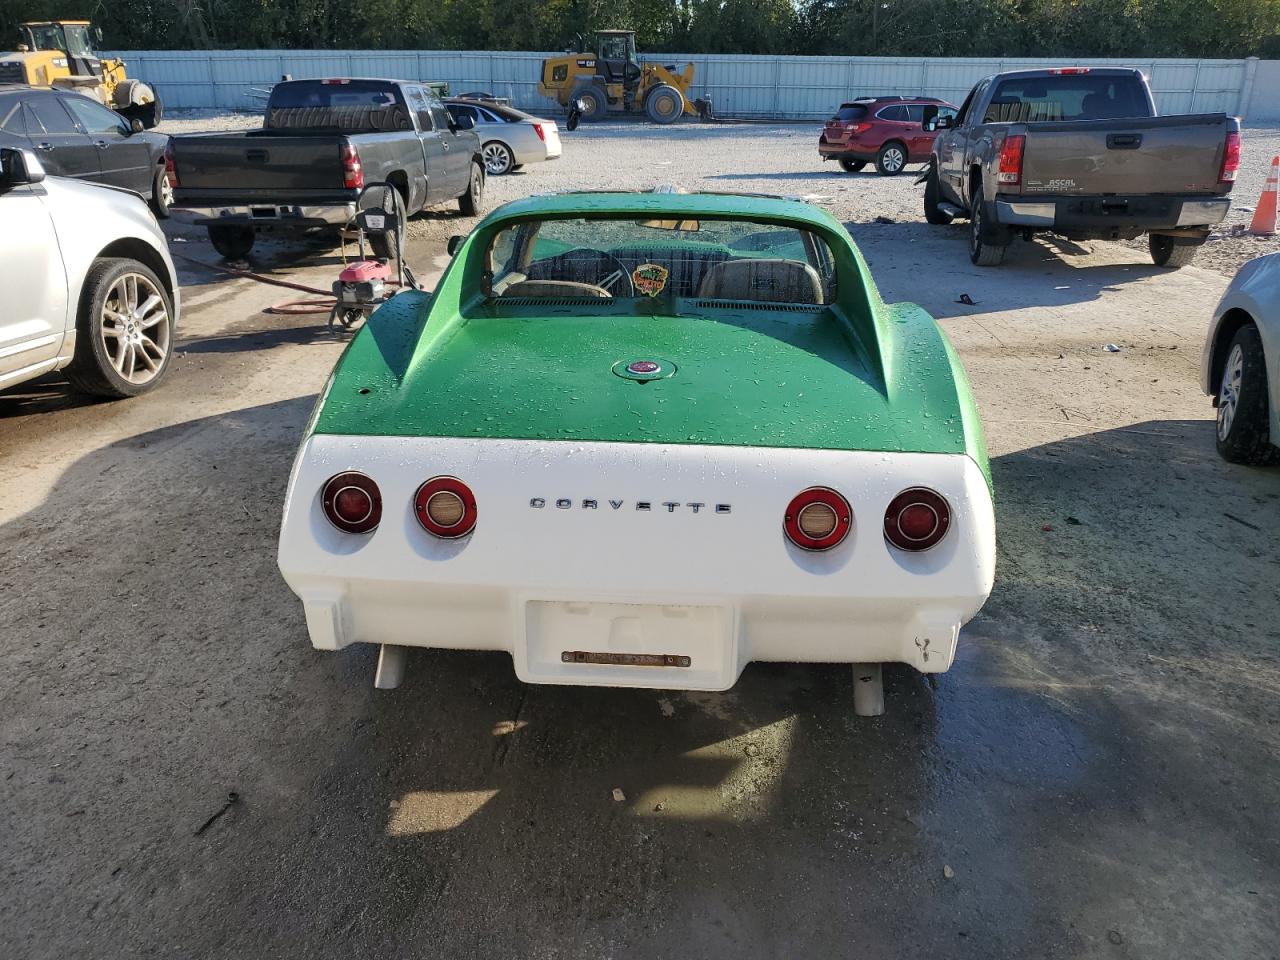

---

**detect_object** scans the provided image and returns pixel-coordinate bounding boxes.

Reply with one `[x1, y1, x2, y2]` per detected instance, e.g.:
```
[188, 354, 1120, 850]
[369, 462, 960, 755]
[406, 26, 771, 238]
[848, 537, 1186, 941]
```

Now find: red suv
[819, 96, 957, 176]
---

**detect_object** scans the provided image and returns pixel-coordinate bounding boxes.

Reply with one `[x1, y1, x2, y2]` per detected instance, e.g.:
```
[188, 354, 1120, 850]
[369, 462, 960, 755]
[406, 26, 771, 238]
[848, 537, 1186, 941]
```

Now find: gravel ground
[159, 110, 1280, 276]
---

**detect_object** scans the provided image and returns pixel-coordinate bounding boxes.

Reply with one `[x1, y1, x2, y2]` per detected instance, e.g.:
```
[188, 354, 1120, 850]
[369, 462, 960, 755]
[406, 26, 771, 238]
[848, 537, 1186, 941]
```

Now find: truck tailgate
[1019, 114, 1231, 196]
[171, 134, 347, 192]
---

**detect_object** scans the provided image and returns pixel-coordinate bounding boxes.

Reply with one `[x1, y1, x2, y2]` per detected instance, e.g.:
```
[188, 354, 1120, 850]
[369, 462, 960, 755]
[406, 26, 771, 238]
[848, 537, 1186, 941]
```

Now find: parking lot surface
[2, 122, 1278, 959]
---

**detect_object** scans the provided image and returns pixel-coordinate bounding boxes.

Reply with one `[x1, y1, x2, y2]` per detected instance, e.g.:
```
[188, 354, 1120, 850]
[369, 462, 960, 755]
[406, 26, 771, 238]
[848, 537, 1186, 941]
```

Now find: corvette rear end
[277, 191, 996, 714]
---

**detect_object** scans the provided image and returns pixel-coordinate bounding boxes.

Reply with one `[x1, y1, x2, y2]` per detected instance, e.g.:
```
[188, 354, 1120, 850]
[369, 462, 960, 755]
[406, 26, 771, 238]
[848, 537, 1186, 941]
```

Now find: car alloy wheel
[1217, 343, 1244, 441]
[160, 173, 174, 209]
[99, 271, 171, 385]
[881, 146, 905, 173]
[482, 142, 514, 175]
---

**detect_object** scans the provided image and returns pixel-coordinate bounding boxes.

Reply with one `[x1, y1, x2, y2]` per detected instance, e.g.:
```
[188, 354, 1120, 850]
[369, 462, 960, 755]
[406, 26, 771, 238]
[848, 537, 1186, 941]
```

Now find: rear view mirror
[447, 235, 465, 256]
[0, 147, 46, 186]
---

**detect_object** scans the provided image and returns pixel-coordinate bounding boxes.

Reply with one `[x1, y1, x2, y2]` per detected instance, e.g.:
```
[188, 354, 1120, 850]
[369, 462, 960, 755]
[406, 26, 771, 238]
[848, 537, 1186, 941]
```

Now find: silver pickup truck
[921, 67, 1240, 267]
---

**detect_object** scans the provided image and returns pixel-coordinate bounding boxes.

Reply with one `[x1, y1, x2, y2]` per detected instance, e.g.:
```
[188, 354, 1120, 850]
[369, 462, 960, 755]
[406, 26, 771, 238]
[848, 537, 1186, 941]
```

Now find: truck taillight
[998, 134, 1025, 185]
[1047, 67, 1090, 75]
[1219, 130, 1241, 183]
[341, 144, 363, 190]
[163, 142, 177, 188]
[533, 122, 547, 142]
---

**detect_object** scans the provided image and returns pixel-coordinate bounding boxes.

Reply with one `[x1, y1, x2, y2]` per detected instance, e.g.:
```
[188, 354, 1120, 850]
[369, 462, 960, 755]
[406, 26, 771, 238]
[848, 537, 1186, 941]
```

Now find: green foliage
[1, 0, 1276, 56]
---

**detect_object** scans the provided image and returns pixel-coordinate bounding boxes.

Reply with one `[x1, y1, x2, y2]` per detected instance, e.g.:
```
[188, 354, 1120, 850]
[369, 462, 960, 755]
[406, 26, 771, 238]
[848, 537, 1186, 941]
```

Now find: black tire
[645, 84, 684, 124]
[875, 141, 908, 176]
[968, 184, 1011, 266]
[481, 140, 515, 175]
[576, 86, 608, 121]
[207, 224, 254, 260]
[924, 163, 952, 225]
[838, 158, 866, 173]
[458, 161, 484, 216]
[64, 258, 174, 399]
[150, 167, 172, 219]
[1149, 233, 1202, 269]
[368, 227, 399, 262]
[1215, 324, 1278, 465]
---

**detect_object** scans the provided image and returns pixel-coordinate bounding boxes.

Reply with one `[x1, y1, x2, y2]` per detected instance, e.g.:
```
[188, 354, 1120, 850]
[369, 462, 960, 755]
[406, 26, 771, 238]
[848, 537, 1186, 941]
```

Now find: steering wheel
[529, 248, 636, 298]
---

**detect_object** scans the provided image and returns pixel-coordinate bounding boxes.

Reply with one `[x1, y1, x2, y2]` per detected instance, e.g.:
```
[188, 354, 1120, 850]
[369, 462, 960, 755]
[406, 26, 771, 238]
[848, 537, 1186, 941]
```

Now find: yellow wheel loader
[1, 20, 162, 128]
[539, 30, 709, 124]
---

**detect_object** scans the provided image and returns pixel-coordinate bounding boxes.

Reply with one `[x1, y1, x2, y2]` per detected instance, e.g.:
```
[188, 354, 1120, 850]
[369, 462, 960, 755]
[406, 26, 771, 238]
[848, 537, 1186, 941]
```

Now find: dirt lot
[1, 120, 1278, 959]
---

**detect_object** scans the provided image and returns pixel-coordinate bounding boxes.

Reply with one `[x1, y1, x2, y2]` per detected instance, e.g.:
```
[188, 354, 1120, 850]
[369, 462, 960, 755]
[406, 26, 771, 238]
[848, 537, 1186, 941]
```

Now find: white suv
[1, 146, 179, 398]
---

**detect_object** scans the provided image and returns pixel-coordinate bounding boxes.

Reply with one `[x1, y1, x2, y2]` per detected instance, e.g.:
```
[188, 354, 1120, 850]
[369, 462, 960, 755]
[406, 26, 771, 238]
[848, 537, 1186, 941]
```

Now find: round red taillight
[783, 487, 852, 551]
[884, 488, 950, 551]
[321, 472, 381, 534]
[414, 476, 477, 539]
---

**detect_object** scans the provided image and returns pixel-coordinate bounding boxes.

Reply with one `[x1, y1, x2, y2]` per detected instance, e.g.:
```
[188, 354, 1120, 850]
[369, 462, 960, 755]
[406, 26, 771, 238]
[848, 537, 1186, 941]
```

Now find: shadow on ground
[0, 403, 1277, 959]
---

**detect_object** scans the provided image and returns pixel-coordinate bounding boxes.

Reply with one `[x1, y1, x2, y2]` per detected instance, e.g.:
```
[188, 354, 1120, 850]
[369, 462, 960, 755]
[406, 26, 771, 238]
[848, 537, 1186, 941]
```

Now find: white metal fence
[105, 49, 1272, 121]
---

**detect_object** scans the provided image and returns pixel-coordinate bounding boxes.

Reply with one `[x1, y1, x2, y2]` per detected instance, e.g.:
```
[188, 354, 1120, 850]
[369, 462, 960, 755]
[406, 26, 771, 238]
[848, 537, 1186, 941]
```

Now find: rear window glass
[266, 81, 411, 132]
[487, 216, 836, 306]
[986, 75, 1149, 122]
[834, 104, 868, 122]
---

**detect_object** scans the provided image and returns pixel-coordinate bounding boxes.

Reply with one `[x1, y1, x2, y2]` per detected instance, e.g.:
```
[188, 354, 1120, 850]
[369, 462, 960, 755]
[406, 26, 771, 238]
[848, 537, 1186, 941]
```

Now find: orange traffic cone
[1249, 155, 1278, 236]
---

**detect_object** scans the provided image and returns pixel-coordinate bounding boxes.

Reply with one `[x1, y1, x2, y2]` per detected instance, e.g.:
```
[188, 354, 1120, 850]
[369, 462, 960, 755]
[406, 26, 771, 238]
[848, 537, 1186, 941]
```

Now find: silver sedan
[445, 99, 562, 176]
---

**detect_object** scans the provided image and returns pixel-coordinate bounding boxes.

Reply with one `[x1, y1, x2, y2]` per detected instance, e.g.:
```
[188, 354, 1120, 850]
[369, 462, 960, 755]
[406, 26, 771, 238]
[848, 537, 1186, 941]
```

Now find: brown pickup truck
[920, 67, 1240, 267]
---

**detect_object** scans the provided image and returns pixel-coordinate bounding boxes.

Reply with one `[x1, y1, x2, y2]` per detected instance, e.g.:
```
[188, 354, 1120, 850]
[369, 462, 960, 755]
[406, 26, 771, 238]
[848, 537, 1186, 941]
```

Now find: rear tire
[150, 167, 172, 219]
[368, 228, 399, 262]
[207, 225, 254, 260]
[924, 164, 952, 225]
[1215, 324, 1278, 465]
[838, 158, 866, 173]
[645, 84, 685, 124]
[458, 161, 484, 216]
[482, 141, 514, 175]
[1149, 234, 1202, 269]
[64, 258, 174, 399]
[968, 184, 1010, 266]
[875, 141, 908, 176]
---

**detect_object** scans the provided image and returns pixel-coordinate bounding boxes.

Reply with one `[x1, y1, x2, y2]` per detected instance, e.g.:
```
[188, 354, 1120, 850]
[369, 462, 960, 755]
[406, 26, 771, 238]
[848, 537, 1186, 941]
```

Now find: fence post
[1237, 57, 1259, 119]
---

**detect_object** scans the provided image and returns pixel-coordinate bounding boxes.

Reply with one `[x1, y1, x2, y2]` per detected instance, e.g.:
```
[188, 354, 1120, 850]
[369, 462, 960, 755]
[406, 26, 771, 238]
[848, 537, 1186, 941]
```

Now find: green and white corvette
[277, 191, 995, 714]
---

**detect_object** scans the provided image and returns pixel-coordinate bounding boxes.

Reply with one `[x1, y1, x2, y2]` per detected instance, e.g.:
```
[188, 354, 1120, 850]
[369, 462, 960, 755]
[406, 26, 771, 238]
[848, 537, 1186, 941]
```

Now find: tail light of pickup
[1219, 130, 1241, 183]
[997, 134, 1026, 186]
[341, 144, 364, 190]
[163, 141, 178, 189]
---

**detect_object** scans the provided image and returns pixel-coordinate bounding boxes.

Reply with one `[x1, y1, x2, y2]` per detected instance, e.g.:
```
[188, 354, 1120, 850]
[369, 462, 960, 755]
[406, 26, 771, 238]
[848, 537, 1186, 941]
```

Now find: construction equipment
[538, 30, 709, 124]
[1, 20, 161, 128]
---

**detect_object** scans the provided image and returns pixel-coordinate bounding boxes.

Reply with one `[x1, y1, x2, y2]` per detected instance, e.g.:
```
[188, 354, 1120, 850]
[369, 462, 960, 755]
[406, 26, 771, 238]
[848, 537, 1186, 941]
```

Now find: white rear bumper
[278, 436, 996, 689]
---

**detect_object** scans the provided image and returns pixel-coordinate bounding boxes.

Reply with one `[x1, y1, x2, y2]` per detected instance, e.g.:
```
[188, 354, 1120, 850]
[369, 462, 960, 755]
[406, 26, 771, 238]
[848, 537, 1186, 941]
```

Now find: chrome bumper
[174, 203, 356, 228]
[995, 198, 1231, 229]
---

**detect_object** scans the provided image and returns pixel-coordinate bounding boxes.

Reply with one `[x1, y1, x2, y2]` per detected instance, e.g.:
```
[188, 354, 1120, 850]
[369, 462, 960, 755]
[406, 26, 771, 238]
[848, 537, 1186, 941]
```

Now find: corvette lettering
[531, 498, 730, 513]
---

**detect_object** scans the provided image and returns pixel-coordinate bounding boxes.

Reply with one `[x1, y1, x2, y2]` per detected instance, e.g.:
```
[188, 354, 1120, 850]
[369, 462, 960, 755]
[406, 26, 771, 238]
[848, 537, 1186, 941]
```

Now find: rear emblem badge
[613, 358, 676, 382]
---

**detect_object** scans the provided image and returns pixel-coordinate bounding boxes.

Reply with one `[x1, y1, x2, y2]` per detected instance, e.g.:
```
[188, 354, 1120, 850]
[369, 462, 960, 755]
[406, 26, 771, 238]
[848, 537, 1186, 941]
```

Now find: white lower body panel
[278, 436, 996, 690]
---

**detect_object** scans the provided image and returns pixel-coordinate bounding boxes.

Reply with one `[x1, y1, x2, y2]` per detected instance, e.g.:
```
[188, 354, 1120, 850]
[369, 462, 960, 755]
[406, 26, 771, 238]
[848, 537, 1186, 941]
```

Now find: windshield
[487, 216, 836, 305]
[986, 74, 1150, 122]
[266, 80, 411, 132]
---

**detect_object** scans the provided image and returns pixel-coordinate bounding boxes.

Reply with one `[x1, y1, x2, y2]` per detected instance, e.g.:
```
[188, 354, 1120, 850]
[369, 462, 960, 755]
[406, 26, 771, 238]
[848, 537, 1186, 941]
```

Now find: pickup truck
[168, 78, 484, 259]
[920, 67, 1240, 267]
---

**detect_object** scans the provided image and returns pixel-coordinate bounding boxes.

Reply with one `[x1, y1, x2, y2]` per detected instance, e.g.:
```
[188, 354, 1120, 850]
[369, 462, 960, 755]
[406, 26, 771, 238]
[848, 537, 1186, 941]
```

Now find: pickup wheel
[838, 158, 866, 173]
[923, 164, 952, 225]
[458, 161, 484, 217]
[65, 258, 174, 399]
[368, 227, 400, 262]
[875, 141, 908, 176]
[1149, 234, 1202, 269]
[969, 185, 1011, 266]
[1215, 324, 1278, 465]
[207, 225, 254, 260]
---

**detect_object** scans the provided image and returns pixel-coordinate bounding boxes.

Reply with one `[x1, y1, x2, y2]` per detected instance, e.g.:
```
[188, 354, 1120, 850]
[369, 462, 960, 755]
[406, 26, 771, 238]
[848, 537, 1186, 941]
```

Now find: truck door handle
[94, 140, 109, 149]
[1107, 133, 1142, 149]
[245, 149, 268, 163]
[36, 142, 53, 151]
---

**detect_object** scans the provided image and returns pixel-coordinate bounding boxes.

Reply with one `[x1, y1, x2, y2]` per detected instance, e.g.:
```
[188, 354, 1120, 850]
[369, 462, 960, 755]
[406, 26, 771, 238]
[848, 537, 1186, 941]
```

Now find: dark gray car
[0, 84, 170, 217]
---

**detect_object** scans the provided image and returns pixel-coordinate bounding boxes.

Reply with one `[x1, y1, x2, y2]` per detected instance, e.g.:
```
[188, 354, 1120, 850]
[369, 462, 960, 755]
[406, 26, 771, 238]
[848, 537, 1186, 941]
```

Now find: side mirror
[446, 235, 465, 256]
[453, 113, 475, 131]
[95, 26, 105, 44]
[0, 147, 46, 186]
[930, 115, 955, 131]
[129, 117, 145, 134]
